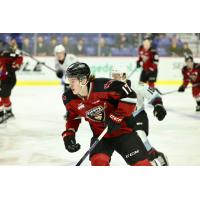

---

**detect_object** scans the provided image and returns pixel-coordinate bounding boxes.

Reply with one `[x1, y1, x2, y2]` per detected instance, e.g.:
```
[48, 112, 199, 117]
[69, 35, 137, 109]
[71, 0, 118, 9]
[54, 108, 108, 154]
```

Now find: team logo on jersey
[189, 72, 198, 81]
[141, 55, 148, 62]
[86, 106, 105, 122]
[104, 80, 114, 89]
[62, 95, 66, 101]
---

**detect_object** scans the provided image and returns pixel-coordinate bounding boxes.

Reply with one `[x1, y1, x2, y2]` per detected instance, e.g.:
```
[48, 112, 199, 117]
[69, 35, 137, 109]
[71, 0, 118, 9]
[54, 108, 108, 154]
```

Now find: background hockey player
[136, 35, 159, 88]
[111, 66, 168, 165]
[62, 62, 152, 166]
[178, 54, 200, 111]
[54, 44, 78, 119]
[0, 49, 23, 124]
[54, 44, 78, 92]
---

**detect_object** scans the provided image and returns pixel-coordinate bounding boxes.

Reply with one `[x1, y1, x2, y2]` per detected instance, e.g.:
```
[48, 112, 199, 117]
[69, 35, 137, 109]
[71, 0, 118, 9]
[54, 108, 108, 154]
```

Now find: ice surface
[0, 85, 200, 166]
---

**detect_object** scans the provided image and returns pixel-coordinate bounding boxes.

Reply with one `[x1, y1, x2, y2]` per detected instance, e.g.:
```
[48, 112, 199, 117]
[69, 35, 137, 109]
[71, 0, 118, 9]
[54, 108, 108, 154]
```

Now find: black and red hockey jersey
[182, 63, 200, 87]
[137, 46, 159, 71]
[62, 78, 137, 138]
[0, 50, 23, 81]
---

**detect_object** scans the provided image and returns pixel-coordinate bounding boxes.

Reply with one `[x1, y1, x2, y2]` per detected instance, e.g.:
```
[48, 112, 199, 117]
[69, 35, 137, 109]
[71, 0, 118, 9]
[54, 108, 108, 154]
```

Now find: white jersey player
[54, 44, 78, 89]
[111, 66, 168, 166]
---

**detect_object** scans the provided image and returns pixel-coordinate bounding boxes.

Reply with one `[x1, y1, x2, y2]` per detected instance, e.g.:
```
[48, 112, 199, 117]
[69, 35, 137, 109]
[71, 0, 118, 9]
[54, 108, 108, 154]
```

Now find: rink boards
[16, 57, 200, 86]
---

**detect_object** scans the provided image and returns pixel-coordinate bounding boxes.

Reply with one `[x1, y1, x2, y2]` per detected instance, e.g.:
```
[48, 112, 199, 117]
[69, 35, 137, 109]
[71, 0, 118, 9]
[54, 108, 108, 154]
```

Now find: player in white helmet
[54, 44, 78, 91]
[54, 44, 78, 119]
[111, 65, 168, 166]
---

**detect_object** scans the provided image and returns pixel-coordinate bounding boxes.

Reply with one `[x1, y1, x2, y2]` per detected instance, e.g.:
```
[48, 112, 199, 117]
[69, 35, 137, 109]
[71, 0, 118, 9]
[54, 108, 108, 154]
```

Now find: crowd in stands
[0, 33, 197, 57]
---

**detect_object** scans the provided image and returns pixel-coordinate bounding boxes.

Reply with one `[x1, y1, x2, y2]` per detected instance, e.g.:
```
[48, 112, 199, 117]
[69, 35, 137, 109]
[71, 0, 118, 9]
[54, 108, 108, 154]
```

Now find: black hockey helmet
[184, 53, 193, 62]
[66, 62, 91, 80]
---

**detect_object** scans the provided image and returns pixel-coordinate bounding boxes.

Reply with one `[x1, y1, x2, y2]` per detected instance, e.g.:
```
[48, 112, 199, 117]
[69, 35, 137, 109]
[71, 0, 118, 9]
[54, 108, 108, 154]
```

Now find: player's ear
[81, 78, 88, 85]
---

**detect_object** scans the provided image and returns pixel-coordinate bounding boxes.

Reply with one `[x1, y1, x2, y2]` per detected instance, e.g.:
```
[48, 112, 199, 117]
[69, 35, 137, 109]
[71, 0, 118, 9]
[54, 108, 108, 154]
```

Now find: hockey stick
[127, 67, 138, 79]
[76, 127, 108, 166]
[156, 83, 200, 96]
[20, 50, 56, 72]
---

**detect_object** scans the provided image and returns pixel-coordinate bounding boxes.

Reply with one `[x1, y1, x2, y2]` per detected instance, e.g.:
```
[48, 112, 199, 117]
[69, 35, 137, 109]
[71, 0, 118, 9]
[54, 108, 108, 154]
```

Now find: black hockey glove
[178, 85, 186, 92]
[56, 69, 64, 79]
[105, 113, 123, 134]
[62, 131, 80, 153]
[153, 104, 167, 121]
[136, 61, 142, 68]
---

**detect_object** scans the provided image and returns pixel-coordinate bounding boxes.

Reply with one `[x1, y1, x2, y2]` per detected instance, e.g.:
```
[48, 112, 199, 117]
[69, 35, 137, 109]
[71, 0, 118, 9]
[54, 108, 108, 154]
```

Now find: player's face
[112, 73, 123, 81]
[186, 60, 193, 69]
[56, 52, 65, 61]
[143, 40, 151, 50]
[68, 78, 82, 95]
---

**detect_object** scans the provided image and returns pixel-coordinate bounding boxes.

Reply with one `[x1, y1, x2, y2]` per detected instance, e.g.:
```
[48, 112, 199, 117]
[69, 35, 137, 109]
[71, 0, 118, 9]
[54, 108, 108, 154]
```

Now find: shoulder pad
[126, 79, 131, 87]
[92, 78, 112, 92]
[62, 88, 77, 105]
[150, 48, 157, 53]
[194, 63, 200, 69]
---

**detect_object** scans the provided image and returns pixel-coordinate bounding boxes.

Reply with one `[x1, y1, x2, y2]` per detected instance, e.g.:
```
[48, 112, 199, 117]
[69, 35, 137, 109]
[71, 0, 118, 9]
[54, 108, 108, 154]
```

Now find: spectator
[9, 38, 18, 52]
[72, 38, 86, 56]
[36, 36, 47, 56]
[167, 37, 183, 57]
[10, 33, 23, 49]
[48, 36, 57, 56]
[116, 33, 129, 48]
[0, 41, 4, 51]
[128, 33, 139, 48]
[99, 37, 111, 56]
[182, 42, 193, 56]
[22, 37, 32, 54]
[62, 35, 71, 52]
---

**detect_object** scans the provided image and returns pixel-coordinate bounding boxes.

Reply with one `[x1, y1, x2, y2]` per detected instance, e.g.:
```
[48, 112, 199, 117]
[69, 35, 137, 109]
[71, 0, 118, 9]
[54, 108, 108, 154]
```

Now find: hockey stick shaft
[127, 67, 138, 79]
[21, 50, 56, 72]
[158, 83, 200, 95]
[75, 127, 108, 166]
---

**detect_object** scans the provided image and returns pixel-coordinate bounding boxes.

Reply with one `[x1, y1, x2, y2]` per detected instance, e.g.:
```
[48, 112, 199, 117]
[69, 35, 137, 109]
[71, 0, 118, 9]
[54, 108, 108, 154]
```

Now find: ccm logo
[125, 150, 139, 158]
[110, 114, 122, 123]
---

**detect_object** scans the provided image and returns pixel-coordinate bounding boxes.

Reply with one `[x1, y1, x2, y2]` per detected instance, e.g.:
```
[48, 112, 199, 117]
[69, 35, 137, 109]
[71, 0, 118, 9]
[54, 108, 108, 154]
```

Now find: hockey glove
[178, 85, 186, 92]
[105, 113, 123, 134]
[136, 61, 143, 68]
[62, 130, 80, 153]
[153, 104, 167, 121]
[56, 69, 64, 79]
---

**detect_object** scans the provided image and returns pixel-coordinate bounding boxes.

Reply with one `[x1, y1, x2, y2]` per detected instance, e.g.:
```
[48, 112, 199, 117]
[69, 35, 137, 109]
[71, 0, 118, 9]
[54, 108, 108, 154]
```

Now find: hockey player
[62, 62, 152, 166]
[0, 49, 23, 124]
[54, 44, 78, 92]
[136, 35, 159, 88]
[54, 44, 78, 119]
[178, 55, 200, 111]
[111, 66, 168, 165]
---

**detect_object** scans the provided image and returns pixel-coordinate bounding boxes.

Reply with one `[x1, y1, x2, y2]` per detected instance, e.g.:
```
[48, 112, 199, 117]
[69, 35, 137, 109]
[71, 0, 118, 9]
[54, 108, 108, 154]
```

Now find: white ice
[0, 85, 200, 166]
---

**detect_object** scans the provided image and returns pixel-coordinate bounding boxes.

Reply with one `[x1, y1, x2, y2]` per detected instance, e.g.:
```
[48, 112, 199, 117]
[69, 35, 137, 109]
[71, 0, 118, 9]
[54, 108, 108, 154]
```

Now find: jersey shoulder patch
[182, 66, 187, 72]
[62, 88, 77, 105]
[150, 48, 158, 54]
[194, 63, 200, 70]
[93, 78, 112, 92]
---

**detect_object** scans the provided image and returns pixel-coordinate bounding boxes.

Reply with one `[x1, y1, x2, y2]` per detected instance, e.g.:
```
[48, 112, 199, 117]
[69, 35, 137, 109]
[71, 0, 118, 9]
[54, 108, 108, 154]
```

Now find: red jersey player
[136, 35, 159, 88]
[61, 62, 152, 166]
[178, 55, 200, 111]
[0, 49, 23, 124]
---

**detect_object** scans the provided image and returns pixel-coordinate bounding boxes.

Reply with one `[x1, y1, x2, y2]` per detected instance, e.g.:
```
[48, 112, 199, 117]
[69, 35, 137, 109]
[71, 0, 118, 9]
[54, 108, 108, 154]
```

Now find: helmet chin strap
[77, 79, 89, 98]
